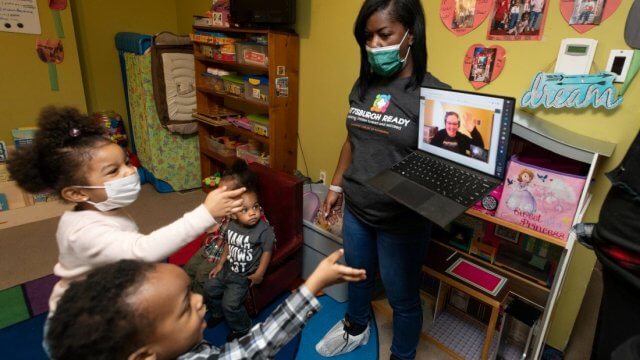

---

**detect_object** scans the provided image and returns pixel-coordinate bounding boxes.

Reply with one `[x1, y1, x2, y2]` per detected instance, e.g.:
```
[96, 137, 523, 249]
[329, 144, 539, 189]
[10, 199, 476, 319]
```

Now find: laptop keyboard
[391, 152, 494, 207]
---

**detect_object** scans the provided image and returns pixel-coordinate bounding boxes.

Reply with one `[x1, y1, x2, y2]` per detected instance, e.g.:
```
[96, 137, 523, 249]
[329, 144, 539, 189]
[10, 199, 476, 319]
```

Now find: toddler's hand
[304, 249, 366, 295]
[204, 186, 246, 218]
[247, 272, 264, 286]
[209, 264, 223, 278]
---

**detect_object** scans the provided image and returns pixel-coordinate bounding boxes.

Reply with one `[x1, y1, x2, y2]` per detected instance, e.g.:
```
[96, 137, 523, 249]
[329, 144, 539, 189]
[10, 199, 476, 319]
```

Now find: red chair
[170, 163, 303, 316]
[244, 163, 304, 315]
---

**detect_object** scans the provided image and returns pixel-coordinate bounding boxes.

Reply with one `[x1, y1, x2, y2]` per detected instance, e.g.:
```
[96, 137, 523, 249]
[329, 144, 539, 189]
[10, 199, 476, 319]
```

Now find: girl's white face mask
[75, 172, 141, 211]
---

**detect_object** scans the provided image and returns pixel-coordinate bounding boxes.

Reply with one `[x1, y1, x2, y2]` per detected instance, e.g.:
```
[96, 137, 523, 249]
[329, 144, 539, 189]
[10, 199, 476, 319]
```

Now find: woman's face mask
[366, 30, 411, 77]
[75, 171, 141, 211]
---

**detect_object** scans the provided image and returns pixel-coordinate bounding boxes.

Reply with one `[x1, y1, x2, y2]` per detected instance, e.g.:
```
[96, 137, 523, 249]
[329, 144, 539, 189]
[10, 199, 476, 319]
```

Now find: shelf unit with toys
[191, 25, 299, 187]
[392, 111, 615, 360]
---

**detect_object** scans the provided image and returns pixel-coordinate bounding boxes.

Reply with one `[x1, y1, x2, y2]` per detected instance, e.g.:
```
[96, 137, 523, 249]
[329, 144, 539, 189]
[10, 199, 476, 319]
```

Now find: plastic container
[244, 75, 269, 104]
[236, 42, 268, 66]
[302, 184, 348, 302]
[236, 143, 269, 166]
[206, 135, 236, 156]
[248, 114, 269, 137]
[222, 74, 244, 96]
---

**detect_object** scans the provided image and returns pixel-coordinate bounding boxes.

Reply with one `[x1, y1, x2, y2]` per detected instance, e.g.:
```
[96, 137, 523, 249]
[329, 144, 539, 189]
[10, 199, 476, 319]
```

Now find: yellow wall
[296, 0, 639, 351]
[0, 0, 86, 143]
[70, 0, 178, 126]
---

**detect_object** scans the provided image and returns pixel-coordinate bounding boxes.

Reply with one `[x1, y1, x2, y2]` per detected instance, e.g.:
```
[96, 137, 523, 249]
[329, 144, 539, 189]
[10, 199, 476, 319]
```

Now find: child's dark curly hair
[47, 260, 156, 360]
[7, 106, 111, 194]
[222, 159, 258, 193]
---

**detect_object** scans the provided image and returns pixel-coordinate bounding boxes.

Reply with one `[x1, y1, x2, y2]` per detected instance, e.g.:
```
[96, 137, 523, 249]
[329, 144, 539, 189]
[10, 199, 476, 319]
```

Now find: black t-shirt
[342, 73, 449, 231]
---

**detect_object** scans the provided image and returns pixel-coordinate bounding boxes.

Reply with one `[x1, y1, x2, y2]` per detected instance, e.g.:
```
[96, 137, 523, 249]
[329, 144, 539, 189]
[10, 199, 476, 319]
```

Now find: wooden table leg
[481, 305, 500, 360]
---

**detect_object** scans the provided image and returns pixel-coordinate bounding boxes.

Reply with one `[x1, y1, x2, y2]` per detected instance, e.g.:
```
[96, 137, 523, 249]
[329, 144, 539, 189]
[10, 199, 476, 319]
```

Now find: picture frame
[494, 224, 520, 243]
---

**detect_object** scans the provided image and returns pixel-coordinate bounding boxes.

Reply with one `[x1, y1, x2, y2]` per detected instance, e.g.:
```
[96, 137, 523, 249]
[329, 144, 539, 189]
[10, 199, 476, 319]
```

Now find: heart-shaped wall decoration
[440, 0, 493, 36]
[560, 0, 622, 34]
[463, 44, 506, 89]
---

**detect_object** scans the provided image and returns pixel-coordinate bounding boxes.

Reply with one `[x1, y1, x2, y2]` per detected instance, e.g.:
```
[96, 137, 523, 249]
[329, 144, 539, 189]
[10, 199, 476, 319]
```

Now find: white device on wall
[554, 38, 598, 75]
[606, 50, 635, 83]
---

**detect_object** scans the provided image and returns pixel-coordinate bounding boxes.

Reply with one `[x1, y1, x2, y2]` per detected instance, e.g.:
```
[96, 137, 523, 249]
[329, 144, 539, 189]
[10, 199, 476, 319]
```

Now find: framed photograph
[487, 0, 549, 41]
[468, 47, 497, 83]
[494, 224, 520, 243]
[452, 0, 477, 29]
[570, 0, 606, 25]
[448, 222, 475, 252]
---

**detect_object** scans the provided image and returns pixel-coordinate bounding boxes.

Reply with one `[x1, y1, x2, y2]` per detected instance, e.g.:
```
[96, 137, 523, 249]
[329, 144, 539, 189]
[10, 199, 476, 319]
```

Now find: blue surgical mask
[366, 30, 411, 77]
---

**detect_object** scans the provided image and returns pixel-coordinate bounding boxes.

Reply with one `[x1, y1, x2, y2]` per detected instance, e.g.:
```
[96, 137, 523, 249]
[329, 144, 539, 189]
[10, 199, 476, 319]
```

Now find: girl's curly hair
[47, 260, 156, 360]
[7, 106, 111, 194]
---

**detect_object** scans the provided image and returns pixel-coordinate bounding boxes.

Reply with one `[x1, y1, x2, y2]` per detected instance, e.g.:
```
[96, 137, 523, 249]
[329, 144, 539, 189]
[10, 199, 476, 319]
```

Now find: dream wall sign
[521, 72, 623, 109]
[440, 0, 492, 36]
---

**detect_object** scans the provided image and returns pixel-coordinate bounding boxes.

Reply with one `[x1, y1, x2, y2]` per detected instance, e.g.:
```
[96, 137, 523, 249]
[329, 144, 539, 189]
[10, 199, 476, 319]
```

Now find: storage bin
[236, 143, 269, 166]
[236, 42, 268, 66]
[302, 184, 348, 302]
[244, 75, 269, 104]
[222, 74, 244, 96]
[248, 114, 269, 137]
[205, 135, 236, 156]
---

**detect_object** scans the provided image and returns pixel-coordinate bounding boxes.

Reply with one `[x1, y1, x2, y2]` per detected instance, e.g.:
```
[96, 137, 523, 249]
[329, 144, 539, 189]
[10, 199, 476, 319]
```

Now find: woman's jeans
[343, 207, 430, 360]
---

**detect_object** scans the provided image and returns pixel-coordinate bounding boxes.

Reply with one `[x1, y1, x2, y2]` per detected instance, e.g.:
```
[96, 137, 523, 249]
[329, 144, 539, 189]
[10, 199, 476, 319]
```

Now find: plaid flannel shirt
[177, 285, 321, 360]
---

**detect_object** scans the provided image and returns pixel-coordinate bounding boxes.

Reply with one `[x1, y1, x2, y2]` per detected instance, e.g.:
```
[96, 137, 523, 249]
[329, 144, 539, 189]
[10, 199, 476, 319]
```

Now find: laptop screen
[418, 87, 514, 179]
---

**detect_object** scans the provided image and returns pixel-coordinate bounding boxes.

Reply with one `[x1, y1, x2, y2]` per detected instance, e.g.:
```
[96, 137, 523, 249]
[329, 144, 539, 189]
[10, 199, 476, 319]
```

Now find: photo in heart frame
[440, 0, 493, 36]
[560, 0, 622, 34]
[487, 0, 550, 41]
[463, 44, 506, 89]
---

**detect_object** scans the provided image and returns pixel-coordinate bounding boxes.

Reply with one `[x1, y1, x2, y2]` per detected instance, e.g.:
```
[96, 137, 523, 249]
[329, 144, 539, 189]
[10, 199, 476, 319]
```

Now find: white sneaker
[315, 319, 370, 357]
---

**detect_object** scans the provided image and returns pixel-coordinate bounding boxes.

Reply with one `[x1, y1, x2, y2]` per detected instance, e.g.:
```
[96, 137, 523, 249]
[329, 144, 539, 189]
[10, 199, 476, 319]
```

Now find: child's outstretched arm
[196, 250, 365, 358]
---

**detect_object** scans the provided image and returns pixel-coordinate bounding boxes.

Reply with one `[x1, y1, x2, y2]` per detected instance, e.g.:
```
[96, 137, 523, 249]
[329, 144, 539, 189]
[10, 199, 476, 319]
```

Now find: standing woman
[315, 1, 448, 359]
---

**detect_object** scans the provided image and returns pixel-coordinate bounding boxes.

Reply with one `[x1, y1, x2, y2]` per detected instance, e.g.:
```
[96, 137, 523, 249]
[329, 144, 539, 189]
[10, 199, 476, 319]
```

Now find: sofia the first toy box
[495, 154, 586, 242]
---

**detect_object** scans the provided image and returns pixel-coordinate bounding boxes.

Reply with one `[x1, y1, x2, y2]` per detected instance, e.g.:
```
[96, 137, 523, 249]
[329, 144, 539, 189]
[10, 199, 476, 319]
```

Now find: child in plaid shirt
[46, 251, 365, 360]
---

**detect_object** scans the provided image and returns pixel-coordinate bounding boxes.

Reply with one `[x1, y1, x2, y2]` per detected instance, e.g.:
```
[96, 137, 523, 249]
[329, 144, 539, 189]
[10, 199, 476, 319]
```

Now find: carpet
[296, 295, 379, 360]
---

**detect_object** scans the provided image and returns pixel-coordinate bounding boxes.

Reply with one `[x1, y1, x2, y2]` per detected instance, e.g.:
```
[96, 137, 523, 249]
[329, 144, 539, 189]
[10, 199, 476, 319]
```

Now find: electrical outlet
[319, 171, 327, 185]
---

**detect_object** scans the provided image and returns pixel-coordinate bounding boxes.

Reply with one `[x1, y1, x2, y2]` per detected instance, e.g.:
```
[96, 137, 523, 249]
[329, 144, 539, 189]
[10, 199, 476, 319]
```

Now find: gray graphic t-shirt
[225, 220, 275, 275]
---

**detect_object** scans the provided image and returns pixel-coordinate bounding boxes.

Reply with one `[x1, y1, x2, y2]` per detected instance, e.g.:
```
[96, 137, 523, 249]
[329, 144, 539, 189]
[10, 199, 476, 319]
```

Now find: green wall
[295, 0, 639, 351]
[0, 0, 86, 143]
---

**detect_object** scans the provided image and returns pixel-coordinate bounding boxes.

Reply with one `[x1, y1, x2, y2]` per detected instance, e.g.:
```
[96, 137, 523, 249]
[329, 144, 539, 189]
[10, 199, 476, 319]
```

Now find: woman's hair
[221, 159, 258, 193]
[7, 106, 111, 194]
[47, 260, 156, 360]
[353, 0, 427, 98]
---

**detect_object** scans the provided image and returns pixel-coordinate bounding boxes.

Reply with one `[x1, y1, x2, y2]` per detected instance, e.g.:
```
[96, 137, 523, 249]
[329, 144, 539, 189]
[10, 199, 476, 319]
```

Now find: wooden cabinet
[191, 26, 299, 181]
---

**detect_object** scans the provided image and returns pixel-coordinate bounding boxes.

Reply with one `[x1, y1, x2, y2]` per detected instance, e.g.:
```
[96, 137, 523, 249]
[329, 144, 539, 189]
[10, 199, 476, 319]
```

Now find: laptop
[368, 87, 515, 228]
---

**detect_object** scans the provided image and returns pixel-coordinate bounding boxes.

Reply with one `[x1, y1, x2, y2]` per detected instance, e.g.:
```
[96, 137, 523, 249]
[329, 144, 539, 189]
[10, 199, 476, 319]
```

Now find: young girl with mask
[316, 1, 449, 359]
[7, 106, 246, 317]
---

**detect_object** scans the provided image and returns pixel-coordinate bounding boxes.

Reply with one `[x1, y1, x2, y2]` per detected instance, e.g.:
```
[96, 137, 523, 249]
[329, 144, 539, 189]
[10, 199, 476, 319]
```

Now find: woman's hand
[204, 186, 246, 218]
[321, 190, 343, 220]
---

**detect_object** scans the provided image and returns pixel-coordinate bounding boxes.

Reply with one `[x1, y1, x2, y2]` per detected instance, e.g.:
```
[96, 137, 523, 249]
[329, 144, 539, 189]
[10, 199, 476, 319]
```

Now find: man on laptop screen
[369, 87, 514, 228]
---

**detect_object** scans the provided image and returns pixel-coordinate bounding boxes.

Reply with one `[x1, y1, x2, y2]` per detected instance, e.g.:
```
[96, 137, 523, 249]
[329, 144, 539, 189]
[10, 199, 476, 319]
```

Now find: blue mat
[0, 292, 299, 360]
[295, 295, 379, 360]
